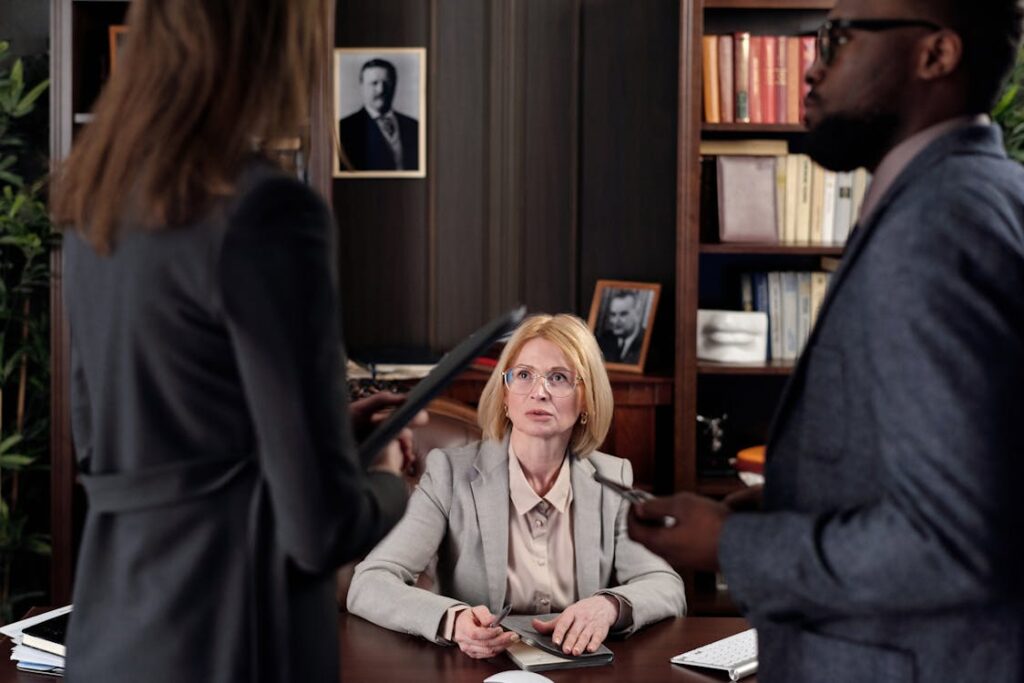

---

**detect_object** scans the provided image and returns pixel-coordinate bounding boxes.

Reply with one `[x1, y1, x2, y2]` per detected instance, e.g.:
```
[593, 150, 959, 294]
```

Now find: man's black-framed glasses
[816, 18, 943, 66]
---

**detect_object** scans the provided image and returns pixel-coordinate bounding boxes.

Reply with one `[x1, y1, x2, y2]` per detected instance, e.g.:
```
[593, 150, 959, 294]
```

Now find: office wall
[333, 0, 677, 362]
[0, 1, 50, 57]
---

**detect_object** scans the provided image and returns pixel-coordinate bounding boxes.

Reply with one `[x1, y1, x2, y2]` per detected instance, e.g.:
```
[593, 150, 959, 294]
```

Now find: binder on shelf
[716, 156, 779, 243]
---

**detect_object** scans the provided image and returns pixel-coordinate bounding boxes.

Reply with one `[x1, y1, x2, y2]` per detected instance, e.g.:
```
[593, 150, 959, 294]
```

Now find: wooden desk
[0, 612, 753, 682]
[340, 613, 753, 682]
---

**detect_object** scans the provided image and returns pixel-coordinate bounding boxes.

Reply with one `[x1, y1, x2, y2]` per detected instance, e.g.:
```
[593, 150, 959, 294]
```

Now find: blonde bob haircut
[478, 314, 613, 457]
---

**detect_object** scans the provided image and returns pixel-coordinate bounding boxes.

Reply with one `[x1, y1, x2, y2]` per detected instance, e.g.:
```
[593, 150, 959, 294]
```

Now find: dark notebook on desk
[21, 611, 69, 658]
[500, 614, 613, 672]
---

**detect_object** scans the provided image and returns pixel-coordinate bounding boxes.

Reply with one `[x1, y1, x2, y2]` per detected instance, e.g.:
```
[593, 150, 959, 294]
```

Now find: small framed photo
[587, 280, 661, 373]
[334, 47, 426, 179]
[108, 25, 129, 75]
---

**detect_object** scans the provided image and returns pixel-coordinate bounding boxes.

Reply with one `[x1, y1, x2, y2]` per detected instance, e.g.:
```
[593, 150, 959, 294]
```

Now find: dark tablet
[357, 305, 526, 464]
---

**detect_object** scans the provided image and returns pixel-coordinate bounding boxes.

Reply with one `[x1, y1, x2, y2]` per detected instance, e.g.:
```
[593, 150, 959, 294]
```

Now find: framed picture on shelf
[333, 47, 426, 179]
[587, 280, 661, 374]
[108, 25, 128, 75]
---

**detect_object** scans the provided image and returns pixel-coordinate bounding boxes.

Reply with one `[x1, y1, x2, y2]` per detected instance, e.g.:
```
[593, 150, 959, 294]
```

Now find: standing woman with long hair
[50, 1, 413, 680]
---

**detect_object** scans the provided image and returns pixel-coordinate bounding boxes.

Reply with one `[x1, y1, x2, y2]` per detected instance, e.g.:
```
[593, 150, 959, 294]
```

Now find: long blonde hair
[51, 0, 330, 252]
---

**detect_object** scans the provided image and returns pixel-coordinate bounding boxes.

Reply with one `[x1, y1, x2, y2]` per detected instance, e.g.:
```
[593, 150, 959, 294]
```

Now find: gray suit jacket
[348, 439, 686, 641]
[719, 124, 1024, 682]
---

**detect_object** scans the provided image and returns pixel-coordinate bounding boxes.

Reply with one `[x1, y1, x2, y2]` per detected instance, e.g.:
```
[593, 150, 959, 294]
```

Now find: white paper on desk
[12, 644, 64, 667]
[0, 604, 73, 640]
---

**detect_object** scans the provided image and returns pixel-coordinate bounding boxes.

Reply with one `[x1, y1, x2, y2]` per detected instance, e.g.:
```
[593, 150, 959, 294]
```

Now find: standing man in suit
[596, 290, 645, 364]
[629, 1, 1024, 682]
[339, 58, 419, 171]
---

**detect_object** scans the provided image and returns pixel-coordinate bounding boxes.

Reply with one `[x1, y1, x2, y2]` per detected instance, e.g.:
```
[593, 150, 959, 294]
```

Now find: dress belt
[78, 455, 254, 513]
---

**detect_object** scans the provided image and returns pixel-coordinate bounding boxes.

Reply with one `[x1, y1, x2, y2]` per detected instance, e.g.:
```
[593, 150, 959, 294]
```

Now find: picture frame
[108, 25, 128, 75]
[587, 280, 661, 374]
[333, 47, 426, 179]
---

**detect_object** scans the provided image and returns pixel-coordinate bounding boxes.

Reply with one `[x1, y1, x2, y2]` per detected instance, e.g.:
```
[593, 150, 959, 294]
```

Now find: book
[794, 154, 813, 244]
[820, 170, 838, 245]
[799, 36, 816, 121]
[699, 139, 788, 156]
[783, 154, 800, 243]
[751, 272, 771, 359]
[832, 171, 855, 244]
[766, 272, 782, 361]
[762, 36, 777, 124]
[774, 154, 787, 242]
[779, 271, 799, 360]
[797, 271, 812, 353]
[501, 615, 613, 672]
[702, 35, 721, 123]
[785, 35, 801, 124]
[716, 156, 779, 243]
[773, 35, 787, 124]
[808, 163, 826, 245]
[21, 612, 69, 658]
[748, 36, 763, 124]
[717, 35, 735, 122]
[734, 32, 751, 122]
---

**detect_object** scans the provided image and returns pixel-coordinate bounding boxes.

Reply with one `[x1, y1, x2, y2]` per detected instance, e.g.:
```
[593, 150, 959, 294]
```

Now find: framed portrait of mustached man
[334, 47, 426, 178]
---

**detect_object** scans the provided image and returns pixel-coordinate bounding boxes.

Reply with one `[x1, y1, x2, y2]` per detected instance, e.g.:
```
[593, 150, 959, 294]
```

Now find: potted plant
[0, 39, 55, 623]
[994, 46, 1024, 163]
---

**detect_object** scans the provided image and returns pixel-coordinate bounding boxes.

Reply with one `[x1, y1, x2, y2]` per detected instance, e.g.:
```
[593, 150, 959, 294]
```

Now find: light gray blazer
[347, 438, 686, 642]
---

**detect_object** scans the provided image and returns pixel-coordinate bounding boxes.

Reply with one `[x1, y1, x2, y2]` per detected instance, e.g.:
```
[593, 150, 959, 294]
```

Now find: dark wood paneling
[431, 0, 489, 347]
[333, 1, 431, 356]
[578, 0, 679, 371]
[521, 0, 579, 315]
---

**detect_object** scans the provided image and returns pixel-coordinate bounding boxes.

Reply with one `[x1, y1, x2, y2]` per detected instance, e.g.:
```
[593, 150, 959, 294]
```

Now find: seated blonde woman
[347, 314, 685, 659]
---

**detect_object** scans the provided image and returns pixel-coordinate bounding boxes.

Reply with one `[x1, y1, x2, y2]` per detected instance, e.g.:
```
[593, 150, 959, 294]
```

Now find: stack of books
[0, 605, 71, 676]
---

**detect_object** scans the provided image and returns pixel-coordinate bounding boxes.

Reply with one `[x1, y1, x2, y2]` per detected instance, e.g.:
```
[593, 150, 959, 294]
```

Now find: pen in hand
[491, 604, 512, 628]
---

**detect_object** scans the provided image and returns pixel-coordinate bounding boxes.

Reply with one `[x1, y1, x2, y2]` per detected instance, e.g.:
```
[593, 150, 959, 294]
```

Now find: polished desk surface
[1, 611, 753, 682]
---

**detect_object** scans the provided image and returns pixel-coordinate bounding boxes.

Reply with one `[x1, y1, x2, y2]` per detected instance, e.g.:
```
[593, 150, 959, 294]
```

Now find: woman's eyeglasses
[816, 18, 943, 67]
[503, 366, 582, 398]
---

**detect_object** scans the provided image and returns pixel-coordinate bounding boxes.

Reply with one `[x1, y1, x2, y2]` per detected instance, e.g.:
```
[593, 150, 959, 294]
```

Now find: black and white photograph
[587, 280, 661, 373]
[334, 47, 426, 178]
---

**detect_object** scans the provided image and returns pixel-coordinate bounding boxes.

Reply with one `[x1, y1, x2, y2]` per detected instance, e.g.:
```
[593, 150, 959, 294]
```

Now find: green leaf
[0, 169, 22, 187]
[0, 433, 23, 454]
[0, 454, 35, 468]
[12, 79, 48, 118]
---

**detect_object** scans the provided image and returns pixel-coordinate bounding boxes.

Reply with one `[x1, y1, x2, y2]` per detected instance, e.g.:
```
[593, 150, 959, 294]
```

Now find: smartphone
[592, 472, 676, 527]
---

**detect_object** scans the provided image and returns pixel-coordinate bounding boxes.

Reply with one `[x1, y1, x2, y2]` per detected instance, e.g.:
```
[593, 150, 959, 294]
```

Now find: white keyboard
[670, 628, 758, 681]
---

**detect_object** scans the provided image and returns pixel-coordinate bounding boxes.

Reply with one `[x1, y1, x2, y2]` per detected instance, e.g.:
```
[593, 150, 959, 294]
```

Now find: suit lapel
[470, 438, 511, 609]
[570, 456, 601, 599]
[765, 124, 1005, 446]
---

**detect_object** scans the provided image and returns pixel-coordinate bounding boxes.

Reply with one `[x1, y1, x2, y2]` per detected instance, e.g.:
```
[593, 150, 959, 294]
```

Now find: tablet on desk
[357, 306, 526, 464]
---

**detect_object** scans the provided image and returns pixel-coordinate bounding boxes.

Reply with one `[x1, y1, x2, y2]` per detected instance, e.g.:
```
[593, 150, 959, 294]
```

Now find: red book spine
[749, 36, 764, 124]
[774, 36, 788, 124]
[762, 36, 777, 124]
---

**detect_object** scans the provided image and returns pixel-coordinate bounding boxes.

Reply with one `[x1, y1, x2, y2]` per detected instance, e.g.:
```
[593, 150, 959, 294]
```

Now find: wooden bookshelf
[705, 0, 833, 8]
[697, 359, 796, 375]
[703, 122, 805, 133]
[677, 0, 835, 615]
[699, 243, 844, 254]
